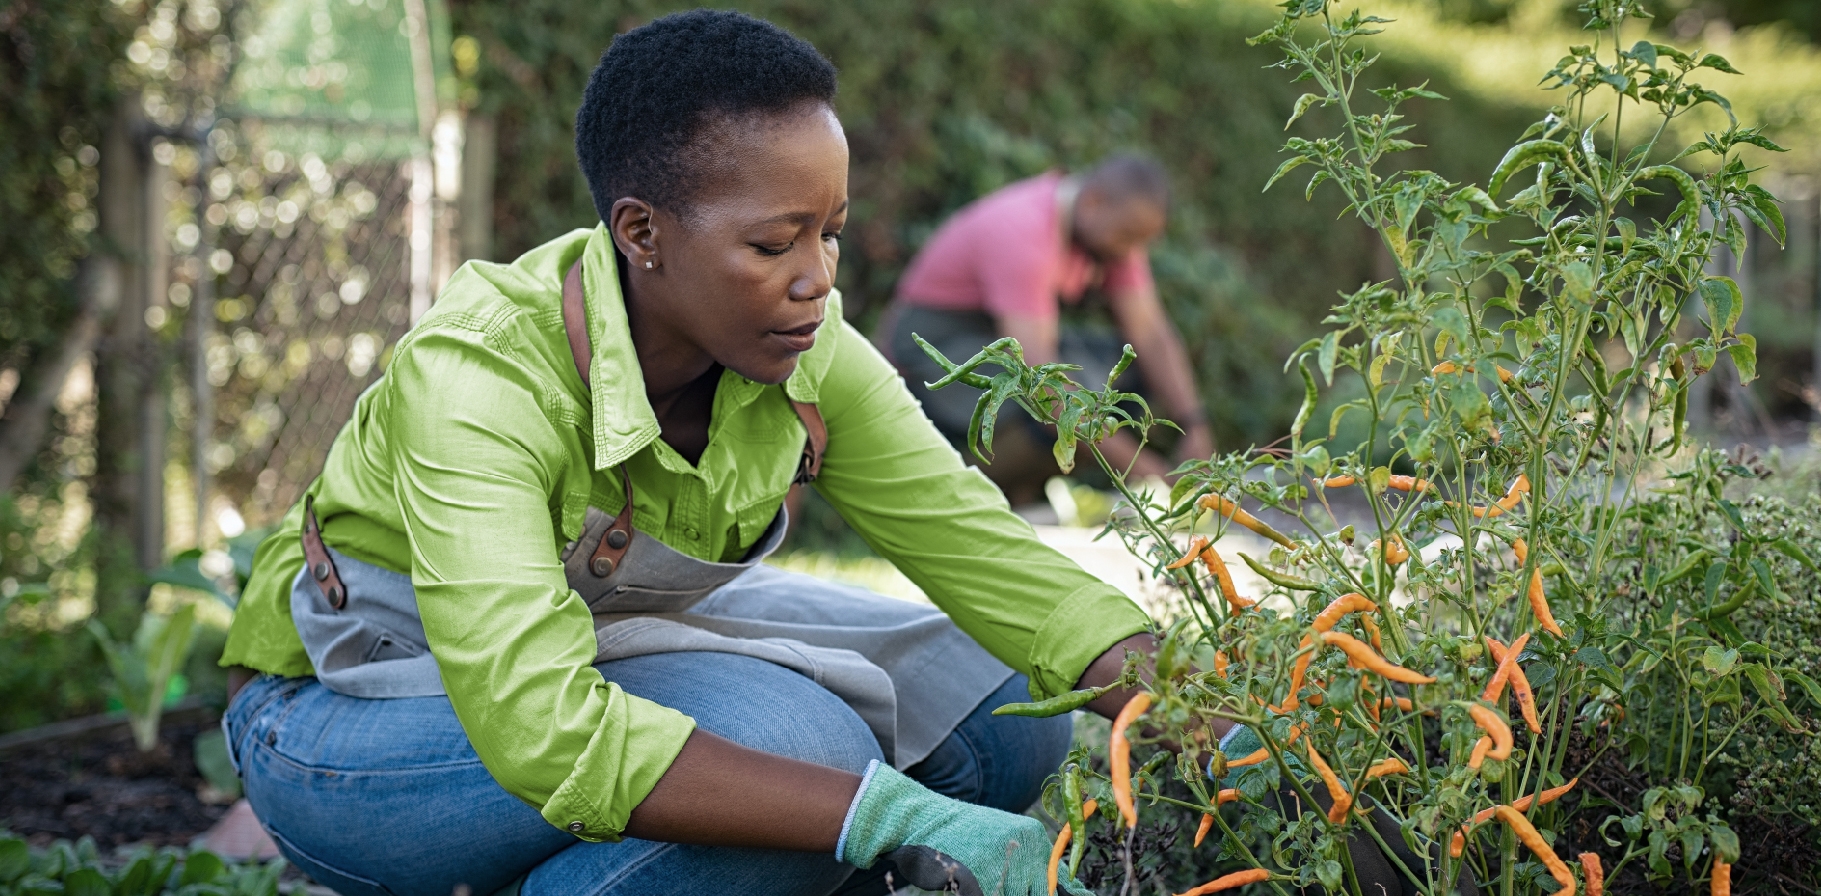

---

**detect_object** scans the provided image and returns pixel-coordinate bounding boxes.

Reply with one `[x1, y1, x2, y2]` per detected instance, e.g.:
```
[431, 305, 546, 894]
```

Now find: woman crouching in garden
[217, 11, 1161, 896]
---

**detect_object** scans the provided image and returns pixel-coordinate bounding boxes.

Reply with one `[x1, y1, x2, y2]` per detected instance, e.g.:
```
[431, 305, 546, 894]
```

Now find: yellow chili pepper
[1494, 805, 1576, 895]
[1487, 636, 1542, 733]
[1450, 778, 1578, 857]
[1581, 853, 1603, 896]
[1366, 757, 1410, 778]
[1110, 694, 1152, 829]
[1174, 868, 1272, 896]
[1320, 631, 1436, 684]
[1468, 703, 1514, 761]
[1201, 547, 1256, 610]
[1165, 536, 1210, 570]
[1305, 742, 1352, 824]
[1528, 567, 1565, 637]
[1198, 494, 1296, 548]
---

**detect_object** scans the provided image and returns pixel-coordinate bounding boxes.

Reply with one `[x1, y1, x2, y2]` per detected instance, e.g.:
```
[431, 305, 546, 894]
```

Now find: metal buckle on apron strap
[300, 495, 347, 609]
[588, 469, 636, 578]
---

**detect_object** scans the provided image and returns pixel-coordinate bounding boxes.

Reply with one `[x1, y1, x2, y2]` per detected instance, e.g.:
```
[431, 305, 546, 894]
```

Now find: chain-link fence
[170, 128, 418, 527]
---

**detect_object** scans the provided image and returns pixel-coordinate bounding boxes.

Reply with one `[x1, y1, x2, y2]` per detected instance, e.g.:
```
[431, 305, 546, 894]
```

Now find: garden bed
[0, 710, 229, 851]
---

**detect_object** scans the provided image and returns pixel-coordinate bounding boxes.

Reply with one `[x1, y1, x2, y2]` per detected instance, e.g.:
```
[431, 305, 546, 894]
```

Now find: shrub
[920, 0, 1806, 891]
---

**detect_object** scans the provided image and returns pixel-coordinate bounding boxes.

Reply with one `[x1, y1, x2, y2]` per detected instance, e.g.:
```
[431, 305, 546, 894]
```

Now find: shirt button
[567, 821, 585, 834]
[685, 527, 699, 539]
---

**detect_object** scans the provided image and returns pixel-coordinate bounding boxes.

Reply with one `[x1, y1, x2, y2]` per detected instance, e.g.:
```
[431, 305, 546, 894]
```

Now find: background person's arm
[1107, 283, 1214, 462]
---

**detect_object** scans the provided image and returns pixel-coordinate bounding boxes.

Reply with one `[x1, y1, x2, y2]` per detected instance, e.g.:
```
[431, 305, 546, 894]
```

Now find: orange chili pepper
[1313, 593, 1378, 631]
[1528, 567, 1565, 637]
[1467, 735, 1492, 770]
[1201, 547, 1256, 610]
[1226, 726, 1303, 768]
[1482, 632, 1532, 702]
[1361, 614, 1384, 651]
[1712, 859, 1731, 896]
[1174, 868, 1272, 896]
[1198, 494, 1296, 548]
[1472, 474, 1530, 518]
[1212, 650, 1230, 678]
[1320, 475, 1357, 488]
[1494, 805, 1576, 895]
[1166, 536, 1211, 570]
[1110, 693, 1152, 829]
[1381, 695, 1416, 713]
[1320, 631, 1436, 684]
[1581, 853, 1603, 896]
[1047, 799, 1098, 896]
[1191, 791, 1241, 849]
[1386, 475, 1434, 492]
[1487, 637, 1542, 733]
[1431, 361, 1462, 375]
[1512, 537, 1529, 565]
[1468, 703, 1514, 761]
[1367, 757, 1410, 778]
[1279, 635, 1315, 713]
[1305, 742, 1352, 823]
[1496, 364, 1515, 384]
[1450, 778, 1579, 857]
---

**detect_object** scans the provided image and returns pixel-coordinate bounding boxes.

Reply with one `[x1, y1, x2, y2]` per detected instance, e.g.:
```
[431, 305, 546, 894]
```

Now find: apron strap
[301, 495, 348, 609]
[562, 258, 828, 489]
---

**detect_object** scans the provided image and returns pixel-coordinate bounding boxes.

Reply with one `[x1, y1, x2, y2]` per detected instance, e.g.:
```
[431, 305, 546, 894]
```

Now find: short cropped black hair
[575, 10, 838, 222]
[1086, 153, 1171, 211]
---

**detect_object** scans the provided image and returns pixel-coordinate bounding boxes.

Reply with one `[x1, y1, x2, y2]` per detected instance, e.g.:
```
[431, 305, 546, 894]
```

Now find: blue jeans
[224, 652, 1071, 896]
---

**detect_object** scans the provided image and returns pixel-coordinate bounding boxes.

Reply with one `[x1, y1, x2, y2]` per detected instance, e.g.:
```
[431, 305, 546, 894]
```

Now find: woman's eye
[822, 232, 842, 244]
[753, 242, 792, 257]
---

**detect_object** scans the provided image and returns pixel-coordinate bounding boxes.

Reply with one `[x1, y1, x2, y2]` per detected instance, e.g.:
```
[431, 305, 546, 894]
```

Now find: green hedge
[449, 0, 1540, 446]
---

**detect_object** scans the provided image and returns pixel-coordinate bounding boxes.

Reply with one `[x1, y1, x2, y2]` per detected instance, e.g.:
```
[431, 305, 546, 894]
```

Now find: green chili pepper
[991, 682, 1116, 717]
[1107, 344, 1137, 387]
[1698, 577, 1756, 620]
[1066, 769, 1091, 875]
[1291, 358, 1318, 452]
[1655, 549, 1710, 590]
[1238, 552, 1324, 592]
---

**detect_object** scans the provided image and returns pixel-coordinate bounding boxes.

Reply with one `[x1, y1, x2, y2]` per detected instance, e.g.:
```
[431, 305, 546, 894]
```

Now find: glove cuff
[835, 759, 883, 864]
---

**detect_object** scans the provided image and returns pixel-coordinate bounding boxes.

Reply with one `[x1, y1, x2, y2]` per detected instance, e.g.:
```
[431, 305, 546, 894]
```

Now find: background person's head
[1072, 154, 1170, 262]
[573, 10, 846, 386]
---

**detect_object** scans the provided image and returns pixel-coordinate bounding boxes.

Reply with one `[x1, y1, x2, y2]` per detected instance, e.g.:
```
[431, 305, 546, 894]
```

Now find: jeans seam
[567, 841, 685, 896]
[261, 816, 398, 896]
[949, 721, 988, 804]
[253, 737, 485, 777]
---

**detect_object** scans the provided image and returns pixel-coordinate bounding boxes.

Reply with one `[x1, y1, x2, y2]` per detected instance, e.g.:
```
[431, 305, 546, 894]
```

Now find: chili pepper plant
[918, 1, 1813, 893]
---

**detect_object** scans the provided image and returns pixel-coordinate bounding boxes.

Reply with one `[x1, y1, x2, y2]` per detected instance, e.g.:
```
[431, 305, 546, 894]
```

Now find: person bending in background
[880, 157, 1214, 505]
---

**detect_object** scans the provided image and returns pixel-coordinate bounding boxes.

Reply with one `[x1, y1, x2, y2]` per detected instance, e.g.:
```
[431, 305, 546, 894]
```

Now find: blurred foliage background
[4, 0, 1821, 733]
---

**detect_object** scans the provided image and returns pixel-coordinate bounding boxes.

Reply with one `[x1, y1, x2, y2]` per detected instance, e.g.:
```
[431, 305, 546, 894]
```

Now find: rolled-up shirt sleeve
[810, 321, 1152, 698]
[387, 327, 694, 842]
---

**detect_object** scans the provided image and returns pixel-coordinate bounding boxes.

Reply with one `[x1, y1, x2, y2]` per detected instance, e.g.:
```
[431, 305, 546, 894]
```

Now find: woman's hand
[838, 761, 1090, 896]
[1074, 632, 1232, 748]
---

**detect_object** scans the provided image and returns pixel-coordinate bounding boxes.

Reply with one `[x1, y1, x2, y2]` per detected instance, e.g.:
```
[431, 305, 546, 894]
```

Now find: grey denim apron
[289, 263, 1014, 769]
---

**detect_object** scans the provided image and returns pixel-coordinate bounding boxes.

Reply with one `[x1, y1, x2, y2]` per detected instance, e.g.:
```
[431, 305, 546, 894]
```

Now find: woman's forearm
[622, 728, 862, 850]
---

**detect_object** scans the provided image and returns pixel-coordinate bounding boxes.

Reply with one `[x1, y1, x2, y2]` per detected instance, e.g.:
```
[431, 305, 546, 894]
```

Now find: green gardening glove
[837, 760, 1091, 896]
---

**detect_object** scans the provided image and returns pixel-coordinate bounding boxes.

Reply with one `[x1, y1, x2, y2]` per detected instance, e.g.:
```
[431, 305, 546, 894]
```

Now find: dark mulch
[0, 717, 231, 850]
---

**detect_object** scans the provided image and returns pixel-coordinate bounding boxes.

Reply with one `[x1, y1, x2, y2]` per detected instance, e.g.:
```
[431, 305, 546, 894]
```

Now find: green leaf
[1743, 663, 1804, 731]
[0, 838, 28, 883]
[60, 868, 110, 896]
[1699, 53, 1742, 74]
[1560, 260, 1594, 304]
[1701, 646, 1739, 676]
[1263, 156, 1309, 193]
[1743, 185, 1786, 245]
[1780, 668, 1821, 709]
[1726, 334, 1757, 384]
[1286, 92, 1325, 130]
[1318, 331, 1339, 385]
[1699, 277, 1743, 334]
[179, 851, 228, 887]
[1770, 538, 1818, 572]
[1628, 40, 1657, 68]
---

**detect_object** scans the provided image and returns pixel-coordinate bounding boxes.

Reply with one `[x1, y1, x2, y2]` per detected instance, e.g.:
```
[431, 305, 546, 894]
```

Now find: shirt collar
[576, 225, 843, 471]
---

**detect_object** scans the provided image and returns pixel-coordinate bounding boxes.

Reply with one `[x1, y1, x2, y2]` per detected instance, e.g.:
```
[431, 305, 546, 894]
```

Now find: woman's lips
[771, 321, 821, 353]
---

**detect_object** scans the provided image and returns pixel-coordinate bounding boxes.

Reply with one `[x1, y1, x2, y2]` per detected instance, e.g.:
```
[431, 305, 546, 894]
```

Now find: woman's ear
[608, 198, 661, 270]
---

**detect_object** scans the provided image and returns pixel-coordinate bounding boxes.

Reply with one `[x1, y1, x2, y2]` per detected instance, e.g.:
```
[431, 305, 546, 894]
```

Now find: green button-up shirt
[221, 226, 1151, 841]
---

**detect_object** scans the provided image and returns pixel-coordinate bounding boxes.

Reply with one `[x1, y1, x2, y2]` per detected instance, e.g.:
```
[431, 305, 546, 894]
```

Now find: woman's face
[614, 104, 849, 387]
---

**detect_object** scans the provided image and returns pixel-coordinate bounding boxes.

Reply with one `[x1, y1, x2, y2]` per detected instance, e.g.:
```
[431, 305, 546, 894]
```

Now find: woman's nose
[789, 242, 836, 301]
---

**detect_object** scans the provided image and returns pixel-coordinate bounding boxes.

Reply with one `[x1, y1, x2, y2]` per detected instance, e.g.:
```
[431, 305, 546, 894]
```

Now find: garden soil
[0, 718, 230, 850]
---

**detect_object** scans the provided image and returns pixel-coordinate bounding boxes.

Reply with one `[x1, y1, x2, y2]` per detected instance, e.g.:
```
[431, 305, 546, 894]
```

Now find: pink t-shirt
[896, 172, 1154, 319]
